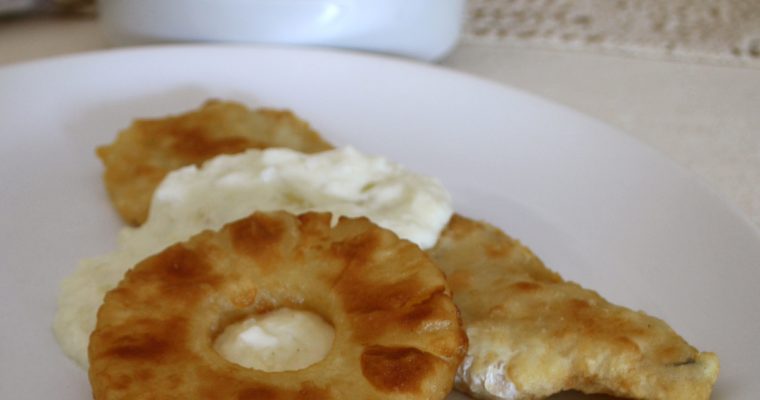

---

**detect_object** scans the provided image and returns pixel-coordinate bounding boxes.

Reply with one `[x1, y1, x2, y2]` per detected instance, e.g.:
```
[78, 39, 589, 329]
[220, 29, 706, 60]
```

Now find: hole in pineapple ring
[213, 308, 335, 372]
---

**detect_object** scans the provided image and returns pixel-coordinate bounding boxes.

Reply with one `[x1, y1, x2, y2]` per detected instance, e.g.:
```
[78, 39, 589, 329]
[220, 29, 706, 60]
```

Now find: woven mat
[464, 0, 760, 68]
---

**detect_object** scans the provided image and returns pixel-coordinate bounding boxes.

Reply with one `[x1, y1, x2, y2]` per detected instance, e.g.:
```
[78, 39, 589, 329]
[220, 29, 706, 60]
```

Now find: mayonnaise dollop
[54, 147, 453, 368]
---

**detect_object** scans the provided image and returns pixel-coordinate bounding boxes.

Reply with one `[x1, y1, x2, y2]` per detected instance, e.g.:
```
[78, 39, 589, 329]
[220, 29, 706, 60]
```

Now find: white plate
[0, 46, 757, 400]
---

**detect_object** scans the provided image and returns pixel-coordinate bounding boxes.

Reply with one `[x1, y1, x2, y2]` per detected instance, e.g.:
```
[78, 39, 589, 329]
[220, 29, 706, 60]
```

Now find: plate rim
[1, 44, 757, 400]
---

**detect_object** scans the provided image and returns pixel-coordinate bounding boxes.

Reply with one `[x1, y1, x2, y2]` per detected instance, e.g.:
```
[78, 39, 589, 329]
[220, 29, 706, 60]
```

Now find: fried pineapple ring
[97, 100, 332, 226]
[89, 212, 467, 400]
[427, 215, 719, 400]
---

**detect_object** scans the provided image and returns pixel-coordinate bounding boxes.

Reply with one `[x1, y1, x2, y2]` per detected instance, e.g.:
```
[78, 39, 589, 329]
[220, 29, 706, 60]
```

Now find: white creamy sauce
[54, 147, 453, 368]
[213, 308, 334, 372]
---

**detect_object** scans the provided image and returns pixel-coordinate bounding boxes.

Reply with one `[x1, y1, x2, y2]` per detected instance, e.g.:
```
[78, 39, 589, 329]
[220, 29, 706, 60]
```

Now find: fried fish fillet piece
[97, 100, 333, 225]
[427, 215, 719, 400]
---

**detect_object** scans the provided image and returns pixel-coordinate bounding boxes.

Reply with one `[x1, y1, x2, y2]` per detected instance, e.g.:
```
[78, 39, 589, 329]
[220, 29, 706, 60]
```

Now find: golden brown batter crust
[92, 102, 719, 399]
[89, 212, 466, 400]
[428, 215, 719, 400]
[97, 100, 332, 225]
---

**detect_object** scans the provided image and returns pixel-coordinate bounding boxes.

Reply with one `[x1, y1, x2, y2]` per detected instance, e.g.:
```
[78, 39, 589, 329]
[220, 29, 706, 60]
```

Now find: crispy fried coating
[427, 215, 719, 400]
[97, 100, 333, 225]
[93, 102, 719, 399]
[89, 211, 467, 400]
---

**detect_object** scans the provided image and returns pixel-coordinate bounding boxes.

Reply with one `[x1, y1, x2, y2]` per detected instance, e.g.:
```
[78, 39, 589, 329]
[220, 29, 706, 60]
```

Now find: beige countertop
[2, 15, 758, 229]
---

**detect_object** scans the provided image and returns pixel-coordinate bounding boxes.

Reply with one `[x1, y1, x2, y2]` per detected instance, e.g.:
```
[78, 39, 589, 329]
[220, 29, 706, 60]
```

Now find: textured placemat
[464, 0, 760, 68]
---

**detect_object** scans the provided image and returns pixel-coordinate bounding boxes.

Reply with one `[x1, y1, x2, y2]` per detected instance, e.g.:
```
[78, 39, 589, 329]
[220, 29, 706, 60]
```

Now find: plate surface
[0, 46, 757, 400]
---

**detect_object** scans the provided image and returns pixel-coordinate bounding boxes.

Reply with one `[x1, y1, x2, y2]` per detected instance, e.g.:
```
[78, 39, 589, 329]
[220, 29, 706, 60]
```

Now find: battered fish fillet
[97, 100, 333, 225]
[427, 215, 719, 400]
